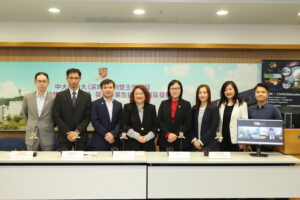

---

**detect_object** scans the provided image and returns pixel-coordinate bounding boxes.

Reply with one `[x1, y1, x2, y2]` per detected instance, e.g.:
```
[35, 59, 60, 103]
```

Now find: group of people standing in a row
[22, 68, 282, 152]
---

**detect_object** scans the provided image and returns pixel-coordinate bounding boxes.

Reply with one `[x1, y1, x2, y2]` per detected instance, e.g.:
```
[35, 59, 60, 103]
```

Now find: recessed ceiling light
[298, 12, 300, 16]
[48, 8, 61, 14]
[217, 10, 228, 16]
[134, 9, 145, 15]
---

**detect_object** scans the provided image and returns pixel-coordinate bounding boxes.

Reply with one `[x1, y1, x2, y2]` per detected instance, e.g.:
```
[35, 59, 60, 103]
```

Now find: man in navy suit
[90, 79, 123, 150]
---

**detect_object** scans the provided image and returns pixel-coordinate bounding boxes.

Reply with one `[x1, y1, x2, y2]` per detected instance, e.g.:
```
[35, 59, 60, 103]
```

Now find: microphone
[73, 130, 81, 151]
[29, 126, 39, 157]
[178, 125, 185, 151]
[119, 125, 128, 151]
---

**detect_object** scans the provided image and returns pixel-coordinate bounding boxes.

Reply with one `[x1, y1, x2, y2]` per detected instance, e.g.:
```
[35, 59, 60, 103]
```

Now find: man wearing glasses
[22, 72, 56, 151]
[53, 68, 91, 150]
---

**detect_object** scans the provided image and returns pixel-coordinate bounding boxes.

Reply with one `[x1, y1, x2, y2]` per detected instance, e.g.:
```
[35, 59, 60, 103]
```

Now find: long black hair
[218, 81, 243, 107]
[194, 84, 212, 109]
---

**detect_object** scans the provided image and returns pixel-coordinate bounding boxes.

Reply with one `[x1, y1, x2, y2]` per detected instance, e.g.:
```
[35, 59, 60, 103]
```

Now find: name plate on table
[168, 152, 190, 159]
[10, 151, 33, 159]
[113, 151, 135, 160]
[134, 151, 145, 157]
[209, 152, 231, 159]
[61, 151, 84, 160]
[83, 152, 98, 157]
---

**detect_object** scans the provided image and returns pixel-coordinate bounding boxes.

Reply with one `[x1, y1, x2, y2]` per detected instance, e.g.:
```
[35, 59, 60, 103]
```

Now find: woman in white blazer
[217, 81, 248, 151]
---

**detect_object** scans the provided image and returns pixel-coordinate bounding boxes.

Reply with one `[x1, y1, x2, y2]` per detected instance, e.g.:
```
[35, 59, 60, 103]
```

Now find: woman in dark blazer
[121, 85, 158, 151]
[158, 80, 192, 151]
[191, 84, 219, 151]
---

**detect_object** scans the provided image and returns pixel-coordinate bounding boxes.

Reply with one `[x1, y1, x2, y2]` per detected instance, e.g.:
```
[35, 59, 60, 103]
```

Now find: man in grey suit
[22, 72, 56, 151]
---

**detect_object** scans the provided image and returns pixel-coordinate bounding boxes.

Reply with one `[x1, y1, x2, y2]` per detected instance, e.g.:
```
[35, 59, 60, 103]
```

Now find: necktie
[72, 91, 76, 106]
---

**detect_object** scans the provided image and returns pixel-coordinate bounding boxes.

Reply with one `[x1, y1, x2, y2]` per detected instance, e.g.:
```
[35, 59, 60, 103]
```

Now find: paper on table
[10, 151, 34, 160]
[61, 151, 84, 160]
[168, 152, 190, 159]
[209, 152, 231, 159]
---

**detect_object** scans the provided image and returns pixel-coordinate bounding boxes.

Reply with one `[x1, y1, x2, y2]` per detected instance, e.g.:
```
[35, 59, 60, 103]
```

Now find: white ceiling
[0, 0, 300, 24]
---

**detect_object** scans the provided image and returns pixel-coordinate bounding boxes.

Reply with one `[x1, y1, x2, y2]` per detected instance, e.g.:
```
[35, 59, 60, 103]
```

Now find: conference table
[0, 151, 299, 199]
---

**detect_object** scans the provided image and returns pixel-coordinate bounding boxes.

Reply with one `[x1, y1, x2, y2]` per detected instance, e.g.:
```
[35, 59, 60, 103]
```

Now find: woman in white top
[217, 81, 248, 151]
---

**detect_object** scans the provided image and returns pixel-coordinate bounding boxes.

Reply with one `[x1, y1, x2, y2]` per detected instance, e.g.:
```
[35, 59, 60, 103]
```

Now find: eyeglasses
[170, 88, 181, 91]
[36, 80, 48, 84]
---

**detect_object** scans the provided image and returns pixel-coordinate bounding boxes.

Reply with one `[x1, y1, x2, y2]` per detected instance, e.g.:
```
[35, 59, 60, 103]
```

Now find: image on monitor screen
[237, 119, 283, 157]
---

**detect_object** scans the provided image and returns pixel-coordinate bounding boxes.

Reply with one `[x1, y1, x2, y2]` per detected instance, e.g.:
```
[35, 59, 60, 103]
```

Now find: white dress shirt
[69, 88, 79, 98]
[36, 91, 47, 117]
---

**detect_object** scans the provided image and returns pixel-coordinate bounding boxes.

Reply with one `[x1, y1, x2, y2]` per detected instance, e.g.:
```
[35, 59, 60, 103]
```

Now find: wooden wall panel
[0, 47, 300, 63]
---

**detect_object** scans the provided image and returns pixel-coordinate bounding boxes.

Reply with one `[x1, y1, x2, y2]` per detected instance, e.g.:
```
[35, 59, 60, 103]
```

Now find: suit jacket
[22, 92, 56, 146]
[191, 105, 219, 151]
[53, 89, 91, 145]
[218, 101, 248, 144]
[121, 103, 158, 151]
[90, 97, 122, 150]
[158, 99, 192, 149]
[266, 134, 282, 143]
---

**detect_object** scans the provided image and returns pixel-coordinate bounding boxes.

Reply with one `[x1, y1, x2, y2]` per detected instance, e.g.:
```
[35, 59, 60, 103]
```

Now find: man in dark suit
[90, 79, 122, 151]
[53, 68, 91, 150]
[265, 128, 282, 143]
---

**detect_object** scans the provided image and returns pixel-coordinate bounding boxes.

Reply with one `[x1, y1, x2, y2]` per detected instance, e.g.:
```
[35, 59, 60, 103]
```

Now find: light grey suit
[22, 92, 56, 151]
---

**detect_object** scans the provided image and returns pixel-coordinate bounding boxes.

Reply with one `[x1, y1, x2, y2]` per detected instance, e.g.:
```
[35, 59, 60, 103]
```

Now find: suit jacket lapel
[65, 89, 73, 108]
[100, 97, 111, 123]
[132, 103, 142, 125]
[166, 99, 172, 124]
[173, 99, 182, 125]
[201, 108, 209, 130]
[219, 103, 225, 120]
[194, 108, 199, 136]
[31, 92, 39, 118]
[111, 100, 118, 123]
[231, 102, 239, 120]
[141, 103, 148, 126]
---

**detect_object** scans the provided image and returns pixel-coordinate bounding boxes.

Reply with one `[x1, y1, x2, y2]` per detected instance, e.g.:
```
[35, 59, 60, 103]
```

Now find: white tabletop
[146, 151, 300, 164]
[0, 151, 299, 164]
[0, 151, 147, 164]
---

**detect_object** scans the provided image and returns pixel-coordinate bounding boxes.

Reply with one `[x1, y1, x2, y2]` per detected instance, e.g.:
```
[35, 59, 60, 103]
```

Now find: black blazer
[53, 89, 91, 144]
[191, 105, 219, 151]
[90, 97, 123, 150]
[158, 99, 192, 149]
[121, 103, 158, 151]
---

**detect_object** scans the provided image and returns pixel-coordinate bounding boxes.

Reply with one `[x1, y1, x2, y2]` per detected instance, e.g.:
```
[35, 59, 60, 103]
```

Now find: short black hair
[35, 72, 49, 81]
[167, 80, 183, 99]
[254, 83, 269, 92]
[100, 79, 115, 88]
[66, 68, 81, 77]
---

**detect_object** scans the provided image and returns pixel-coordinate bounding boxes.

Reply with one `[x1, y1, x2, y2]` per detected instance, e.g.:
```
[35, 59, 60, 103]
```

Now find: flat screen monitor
[237, 119, 283, 157]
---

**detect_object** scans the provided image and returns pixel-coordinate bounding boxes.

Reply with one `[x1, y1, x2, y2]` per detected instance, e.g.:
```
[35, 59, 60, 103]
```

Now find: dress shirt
[36, 91, 47, 117]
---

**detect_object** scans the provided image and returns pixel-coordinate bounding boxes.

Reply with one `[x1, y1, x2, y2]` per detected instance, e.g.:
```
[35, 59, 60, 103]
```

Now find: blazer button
[141, 127, 144, 130]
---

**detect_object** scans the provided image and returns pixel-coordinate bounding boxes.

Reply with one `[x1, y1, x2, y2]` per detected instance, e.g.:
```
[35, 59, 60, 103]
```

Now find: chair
[0, 137, 27, 151]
